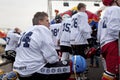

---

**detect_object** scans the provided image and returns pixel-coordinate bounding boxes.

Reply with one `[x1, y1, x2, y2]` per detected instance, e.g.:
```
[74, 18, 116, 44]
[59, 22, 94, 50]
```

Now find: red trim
[69, 60, 73, 73]
[67, 78, 75, 80]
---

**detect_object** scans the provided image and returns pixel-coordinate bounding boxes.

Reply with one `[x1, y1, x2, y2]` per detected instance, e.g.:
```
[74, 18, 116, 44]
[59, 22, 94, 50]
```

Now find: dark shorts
[19, 60, 72, 80]
[60, 46, 72, 54]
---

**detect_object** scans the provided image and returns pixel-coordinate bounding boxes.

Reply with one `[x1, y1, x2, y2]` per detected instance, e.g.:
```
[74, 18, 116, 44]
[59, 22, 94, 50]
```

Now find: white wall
[0, 0, 104, 32]
[50, 1, 103, 19]
[0, 0, 48, 31]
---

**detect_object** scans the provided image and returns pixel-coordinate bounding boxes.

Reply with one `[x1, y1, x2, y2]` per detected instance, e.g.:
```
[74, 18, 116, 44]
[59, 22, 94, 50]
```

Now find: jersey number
[63, 23, 70, 32]
[73, 18, 78, 28]
[51, 29, 59, 36]
[18, 32, 33, 48]
[102, 21, 107, 28]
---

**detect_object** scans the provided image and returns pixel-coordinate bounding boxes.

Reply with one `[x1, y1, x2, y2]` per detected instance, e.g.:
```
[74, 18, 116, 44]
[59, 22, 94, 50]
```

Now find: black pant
[60, 45, 72, 54]
[19, 73, 70, 80]
[2, 50, 16, 61]
[71, 44, 87, 59]
[19, 60, 71, 80]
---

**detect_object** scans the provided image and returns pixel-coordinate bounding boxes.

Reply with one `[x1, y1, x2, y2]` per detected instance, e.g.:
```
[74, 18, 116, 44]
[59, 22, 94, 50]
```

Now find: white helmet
[62, 14, 70, 20]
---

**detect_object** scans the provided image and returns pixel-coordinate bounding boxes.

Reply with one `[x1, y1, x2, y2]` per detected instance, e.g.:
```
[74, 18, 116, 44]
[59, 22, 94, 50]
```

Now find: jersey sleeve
[107, 8, 120, 39]
[78, 13, 92, 40]
[56, 23, 63, 40]
[40, 28, 59, 64]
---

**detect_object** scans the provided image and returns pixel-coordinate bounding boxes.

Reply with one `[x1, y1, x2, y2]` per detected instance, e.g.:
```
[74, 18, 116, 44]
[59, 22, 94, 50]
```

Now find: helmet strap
[73, 55, 77, 80]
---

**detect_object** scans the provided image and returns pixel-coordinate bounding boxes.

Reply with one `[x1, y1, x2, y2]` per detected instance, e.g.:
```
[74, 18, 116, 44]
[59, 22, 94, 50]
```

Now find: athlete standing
[97, 0, 120, 79]
[57, 14, 73, 61]
[70, 3, 92, 59]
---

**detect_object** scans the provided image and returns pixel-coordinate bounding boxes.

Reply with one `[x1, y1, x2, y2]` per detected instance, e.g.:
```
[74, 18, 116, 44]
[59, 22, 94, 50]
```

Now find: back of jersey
[5, 30, 21, 51]
[50, 23, 62, 50]
[58, 18, 72, 47]
[70, 12, 92, 45]
[97, 6, 120, 47]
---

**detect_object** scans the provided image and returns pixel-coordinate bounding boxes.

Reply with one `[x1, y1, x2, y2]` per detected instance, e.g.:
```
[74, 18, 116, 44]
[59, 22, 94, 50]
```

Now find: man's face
[79, 7, 86, 12]
[39, 16, 50, 28]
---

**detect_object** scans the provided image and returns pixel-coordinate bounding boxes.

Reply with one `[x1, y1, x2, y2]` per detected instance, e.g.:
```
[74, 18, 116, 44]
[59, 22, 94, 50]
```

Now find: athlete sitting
[12, 12, 87, 80]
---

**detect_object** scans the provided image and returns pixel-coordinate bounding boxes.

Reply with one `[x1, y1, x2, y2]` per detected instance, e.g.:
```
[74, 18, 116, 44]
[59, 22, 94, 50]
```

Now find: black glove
[2, 50, 16, 62]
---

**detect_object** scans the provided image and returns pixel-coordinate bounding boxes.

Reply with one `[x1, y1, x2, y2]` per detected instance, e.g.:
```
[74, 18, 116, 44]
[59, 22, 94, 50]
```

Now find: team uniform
[50, 23, 62, 53]
[5, 30, 21, 51]
[97, 6, 120, 79]
[13, 25, 71, 80]
[4, 29, 21, 61]
[57, 18, 72, 60]
[70, 12, 92, 58]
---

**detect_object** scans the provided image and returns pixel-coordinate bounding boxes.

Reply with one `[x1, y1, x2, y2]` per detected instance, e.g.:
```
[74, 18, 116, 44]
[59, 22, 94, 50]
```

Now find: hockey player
[50, 15, 62, 54]
[70, 3, 92, 59]
[2, 27, 21, 62]
[13, 12, 71, 80]
[97, 0, 120, 80]
[57, 14, 73, 61]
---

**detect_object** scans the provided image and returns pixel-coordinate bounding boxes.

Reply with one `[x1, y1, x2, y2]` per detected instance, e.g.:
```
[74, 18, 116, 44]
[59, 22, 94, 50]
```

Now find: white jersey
[13, 25, 59, 75]
[57, 18, 72, 47]
[5, 30, 21, 51]
[50, 23, 62, 50]
[97, 6, 120, 47]
[70, 12, 92, 45]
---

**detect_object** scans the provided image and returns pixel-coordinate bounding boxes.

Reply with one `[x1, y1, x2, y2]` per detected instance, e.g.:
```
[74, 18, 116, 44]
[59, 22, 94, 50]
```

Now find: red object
[67, 78, 75, 80]
[85, 10, 99, 23]
[102, 0, 114, 6]
[58, 9, 100, 24]
[86, 47, 97, 58]
[119, 56, 120, 64]
[55, 9, 59, 13]
[55, 9, 59, 16]
[0, 30, 6, 38]
[101, 40, 119, 74]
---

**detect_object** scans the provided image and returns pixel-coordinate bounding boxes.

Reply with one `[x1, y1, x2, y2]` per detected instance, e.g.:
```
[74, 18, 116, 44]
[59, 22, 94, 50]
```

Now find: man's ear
[38, 20, 42, 25]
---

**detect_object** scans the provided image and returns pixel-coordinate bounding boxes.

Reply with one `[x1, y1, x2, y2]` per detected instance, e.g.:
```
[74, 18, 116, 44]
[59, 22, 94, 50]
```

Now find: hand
[86, 47, 97, 58]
